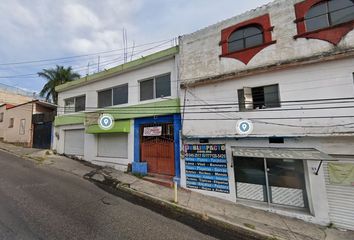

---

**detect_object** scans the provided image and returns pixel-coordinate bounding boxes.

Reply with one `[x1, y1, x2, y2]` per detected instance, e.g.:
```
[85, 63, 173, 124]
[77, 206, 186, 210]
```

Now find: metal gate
[33, 122, 52, 149]
[140, 123, 174, 176]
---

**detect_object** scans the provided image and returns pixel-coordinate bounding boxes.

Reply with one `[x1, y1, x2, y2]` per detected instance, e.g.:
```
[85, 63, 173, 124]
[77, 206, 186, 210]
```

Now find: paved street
[0, 150, 216, 240]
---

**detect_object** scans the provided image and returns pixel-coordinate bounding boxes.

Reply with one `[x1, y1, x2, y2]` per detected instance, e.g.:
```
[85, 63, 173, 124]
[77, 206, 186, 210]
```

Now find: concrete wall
[179, 0, 354, 82]
[181, 58, 354, 137]
[0, 105, 7, 139]
[3, 103, 33, 145]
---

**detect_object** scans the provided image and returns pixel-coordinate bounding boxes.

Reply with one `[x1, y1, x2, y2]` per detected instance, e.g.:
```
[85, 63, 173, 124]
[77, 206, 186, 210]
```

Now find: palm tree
[38, 65, 80, 104]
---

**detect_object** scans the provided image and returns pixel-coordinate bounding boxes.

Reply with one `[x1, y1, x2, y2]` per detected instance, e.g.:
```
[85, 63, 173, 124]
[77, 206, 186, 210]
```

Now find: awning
[86, 120, 130, 134]
[232, 147, 336, 161]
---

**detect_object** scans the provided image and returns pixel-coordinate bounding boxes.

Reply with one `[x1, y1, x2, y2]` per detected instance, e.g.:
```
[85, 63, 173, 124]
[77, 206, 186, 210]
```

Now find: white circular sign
[236, 120, 253, 135]
[98, 114, 114, 130]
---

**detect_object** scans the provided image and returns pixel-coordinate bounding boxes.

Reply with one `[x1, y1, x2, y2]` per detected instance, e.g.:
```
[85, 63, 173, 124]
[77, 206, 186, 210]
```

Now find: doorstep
[143, 173, 174, 188]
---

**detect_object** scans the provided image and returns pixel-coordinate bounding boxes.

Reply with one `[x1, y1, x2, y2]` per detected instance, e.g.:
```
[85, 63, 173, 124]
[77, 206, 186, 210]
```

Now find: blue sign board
[184, 144, 229, 193]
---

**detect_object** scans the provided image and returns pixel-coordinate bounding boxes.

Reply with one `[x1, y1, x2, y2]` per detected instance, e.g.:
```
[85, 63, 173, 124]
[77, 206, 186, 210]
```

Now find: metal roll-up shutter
[324, 160, 354, 230]
[64, 129, 84, 156]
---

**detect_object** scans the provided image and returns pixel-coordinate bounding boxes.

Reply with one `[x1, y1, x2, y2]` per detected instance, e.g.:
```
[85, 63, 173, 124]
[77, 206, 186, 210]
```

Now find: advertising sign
[184, 144, 229, 193]
[143, 126, 162, 136]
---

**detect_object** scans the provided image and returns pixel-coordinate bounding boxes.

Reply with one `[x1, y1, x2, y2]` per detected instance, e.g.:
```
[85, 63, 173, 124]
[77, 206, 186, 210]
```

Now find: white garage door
[64, 129, 84, 156]
[324, 160, 354, 230]
[97, 133, 128, 158]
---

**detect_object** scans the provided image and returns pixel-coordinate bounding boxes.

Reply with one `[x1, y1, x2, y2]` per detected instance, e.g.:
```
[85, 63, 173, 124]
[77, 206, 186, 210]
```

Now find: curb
[87, 171, 282, 240]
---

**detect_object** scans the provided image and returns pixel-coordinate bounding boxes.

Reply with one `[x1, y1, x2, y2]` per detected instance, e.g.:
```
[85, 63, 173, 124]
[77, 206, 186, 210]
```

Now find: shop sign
[98, 114, 114, 130]
[184, 144, 229, 193]
[143, 126, 162, 136]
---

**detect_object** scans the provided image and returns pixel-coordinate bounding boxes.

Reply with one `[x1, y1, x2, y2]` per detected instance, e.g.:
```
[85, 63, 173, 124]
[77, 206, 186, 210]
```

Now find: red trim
[294, 0, 354, 45]
[220, 14, 275, 65]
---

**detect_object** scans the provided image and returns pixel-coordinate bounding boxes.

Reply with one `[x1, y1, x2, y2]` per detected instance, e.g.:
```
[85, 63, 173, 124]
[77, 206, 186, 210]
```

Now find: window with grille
[64, 95, 86, 113]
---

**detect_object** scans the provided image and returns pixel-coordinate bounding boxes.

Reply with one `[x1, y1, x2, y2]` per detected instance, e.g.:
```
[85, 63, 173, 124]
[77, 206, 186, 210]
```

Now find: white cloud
[0, 0, 271, 91]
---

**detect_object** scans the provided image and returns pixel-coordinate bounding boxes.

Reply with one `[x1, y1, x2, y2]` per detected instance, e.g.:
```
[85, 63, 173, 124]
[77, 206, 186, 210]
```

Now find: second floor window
[238, 84, 280, 111]
[64, 95, 86, 113]
[140, 73, 171, 101]
[9, 118, 14, 128]
[98, 84, 128, 108]
[0, 112, 3, 122]
[305, 0, 354, 32]
[228, 25, 264, 52]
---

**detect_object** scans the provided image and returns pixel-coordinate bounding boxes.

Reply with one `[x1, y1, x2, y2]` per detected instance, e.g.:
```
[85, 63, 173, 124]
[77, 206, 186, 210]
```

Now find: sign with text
[143, 126, 162, 136]
[184, 144, 229, 193]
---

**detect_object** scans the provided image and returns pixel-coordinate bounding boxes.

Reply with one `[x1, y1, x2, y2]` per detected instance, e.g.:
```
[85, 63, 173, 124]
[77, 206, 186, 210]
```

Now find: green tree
[38, 65, 80, 104]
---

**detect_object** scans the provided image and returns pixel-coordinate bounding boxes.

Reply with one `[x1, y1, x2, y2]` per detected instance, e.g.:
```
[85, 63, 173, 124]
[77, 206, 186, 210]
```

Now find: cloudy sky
[0, 0, 271, 93]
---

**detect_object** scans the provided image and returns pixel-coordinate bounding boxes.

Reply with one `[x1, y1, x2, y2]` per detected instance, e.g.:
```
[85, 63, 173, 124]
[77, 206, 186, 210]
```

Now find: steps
[143, 174, 174, 188]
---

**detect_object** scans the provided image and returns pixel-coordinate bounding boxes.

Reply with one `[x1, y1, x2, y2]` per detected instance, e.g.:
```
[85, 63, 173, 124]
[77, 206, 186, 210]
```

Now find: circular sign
[236, 119, 253, 135]
[98, 114, 114, 130]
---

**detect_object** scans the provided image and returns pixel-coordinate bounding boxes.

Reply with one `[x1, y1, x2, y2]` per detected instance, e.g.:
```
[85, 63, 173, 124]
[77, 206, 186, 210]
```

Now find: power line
[0, 38, 175, 66]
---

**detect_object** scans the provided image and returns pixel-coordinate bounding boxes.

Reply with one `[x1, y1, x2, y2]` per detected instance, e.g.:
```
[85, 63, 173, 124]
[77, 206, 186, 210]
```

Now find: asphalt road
[0, 150, 217, 240]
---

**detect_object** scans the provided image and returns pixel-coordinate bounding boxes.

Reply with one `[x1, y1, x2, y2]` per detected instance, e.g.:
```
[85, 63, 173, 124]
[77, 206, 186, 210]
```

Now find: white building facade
[179, 0, 354, 229]
[53, 47, 182, 180]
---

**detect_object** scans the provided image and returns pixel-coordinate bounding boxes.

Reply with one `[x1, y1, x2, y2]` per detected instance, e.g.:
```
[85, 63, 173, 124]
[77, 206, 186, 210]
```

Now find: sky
[0, 0, 271, 93]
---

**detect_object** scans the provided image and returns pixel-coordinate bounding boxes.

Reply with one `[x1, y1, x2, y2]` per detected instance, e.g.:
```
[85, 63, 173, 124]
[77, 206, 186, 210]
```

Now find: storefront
[232, 147, 335, 210]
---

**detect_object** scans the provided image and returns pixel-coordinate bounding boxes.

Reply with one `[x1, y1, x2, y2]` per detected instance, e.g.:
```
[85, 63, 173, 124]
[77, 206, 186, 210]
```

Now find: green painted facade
[54, 98, 180, 127]
[86, 120, 131, 134]
[54, 113, 84, 126]
[56, 46, 179, 93]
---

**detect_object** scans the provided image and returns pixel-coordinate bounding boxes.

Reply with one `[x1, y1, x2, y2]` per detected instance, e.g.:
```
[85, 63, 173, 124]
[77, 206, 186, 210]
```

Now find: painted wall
[54, 57, 179, 171]
[181, 58, 354, 138]
[57, 58, 178, 116]
[3, 103, 33, 145]
[179, 0, 354, 82]
[0, 90, 33, 106]
[181, 136, 354, 225]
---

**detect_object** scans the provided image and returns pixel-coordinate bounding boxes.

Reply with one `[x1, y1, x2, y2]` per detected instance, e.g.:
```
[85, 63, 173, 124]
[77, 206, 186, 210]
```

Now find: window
[98, 84, 128, 108]
[228, 26, 264, 52]
[9, 118, 14, 128]
[305, 0, 354, 31]
[234, 156, 307, 208]
[220, 14, 275, 64]
[98, 89, 112, 108]
[294, 0, 354, 45]
[238, 84, 280, 111]
[140, 73, 171, 101]
[64, 95, 86, 113]
[0, 112, 3, 122]
[19, 119, 26, 135]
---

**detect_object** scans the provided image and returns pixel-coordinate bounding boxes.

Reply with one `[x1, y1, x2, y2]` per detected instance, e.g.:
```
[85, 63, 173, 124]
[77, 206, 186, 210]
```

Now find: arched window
[228, 25, 264, 52]
[305, 0, 354, 31]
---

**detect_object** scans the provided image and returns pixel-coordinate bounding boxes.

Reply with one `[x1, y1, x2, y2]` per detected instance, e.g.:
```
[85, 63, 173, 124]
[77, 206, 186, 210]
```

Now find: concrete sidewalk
[88, 168, 354, 240]
[0, 142, 353, 240]
[0, 141, 95, 178]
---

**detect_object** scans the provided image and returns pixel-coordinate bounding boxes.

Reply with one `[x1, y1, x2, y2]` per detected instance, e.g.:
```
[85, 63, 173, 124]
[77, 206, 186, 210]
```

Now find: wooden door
[140, 123, 175, 176]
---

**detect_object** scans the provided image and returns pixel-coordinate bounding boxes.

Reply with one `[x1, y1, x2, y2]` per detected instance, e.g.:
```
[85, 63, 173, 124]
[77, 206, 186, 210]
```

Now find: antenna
[97, 56, 100, 72]
[130, 41, 135, 61]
